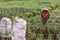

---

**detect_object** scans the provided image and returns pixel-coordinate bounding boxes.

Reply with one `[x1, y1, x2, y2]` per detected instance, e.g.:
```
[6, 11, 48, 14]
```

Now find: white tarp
[0, 17, 12, 37]
[12, 16, 27, 40]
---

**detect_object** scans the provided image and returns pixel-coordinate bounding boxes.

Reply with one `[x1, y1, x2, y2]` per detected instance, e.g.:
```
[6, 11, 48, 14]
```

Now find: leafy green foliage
[0, 0, 60, 40]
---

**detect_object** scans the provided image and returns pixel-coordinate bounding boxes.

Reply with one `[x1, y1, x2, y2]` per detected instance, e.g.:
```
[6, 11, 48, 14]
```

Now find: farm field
[0, 0, 60, 40]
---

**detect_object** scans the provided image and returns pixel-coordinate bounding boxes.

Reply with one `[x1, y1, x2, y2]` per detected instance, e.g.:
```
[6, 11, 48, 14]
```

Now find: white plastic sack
[12, 16, 27, 40]
[1, 17, 12, 37]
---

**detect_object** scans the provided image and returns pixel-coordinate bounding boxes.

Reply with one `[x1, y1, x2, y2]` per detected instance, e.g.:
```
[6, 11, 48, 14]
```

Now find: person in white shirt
[1, 17, 12, 37]
[12, 16, 27, 40]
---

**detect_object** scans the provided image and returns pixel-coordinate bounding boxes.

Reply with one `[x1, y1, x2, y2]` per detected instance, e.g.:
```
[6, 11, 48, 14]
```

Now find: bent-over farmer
[12, 16, 27, 40]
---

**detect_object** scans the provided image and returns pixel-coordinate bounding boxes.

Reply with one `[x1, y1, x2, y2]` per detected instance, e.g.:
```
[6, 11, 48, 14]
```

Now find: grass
[0, 1, 58, 9]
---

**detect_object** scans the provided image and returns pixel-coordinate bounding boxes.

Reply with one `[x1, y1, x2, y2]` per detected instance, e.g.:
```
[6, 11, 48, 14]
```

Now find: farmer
[12, 16, 27, 40]
[41, 7, 50, 25]
[1, 17, 12, 37]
